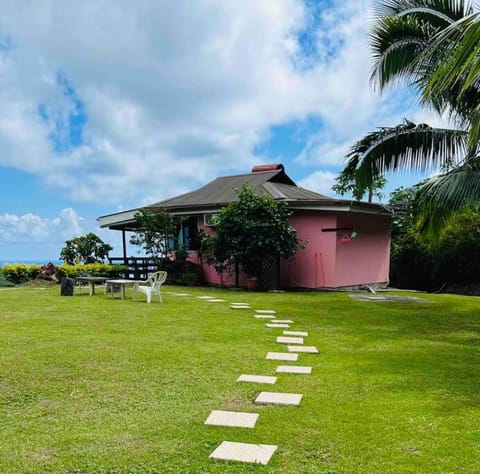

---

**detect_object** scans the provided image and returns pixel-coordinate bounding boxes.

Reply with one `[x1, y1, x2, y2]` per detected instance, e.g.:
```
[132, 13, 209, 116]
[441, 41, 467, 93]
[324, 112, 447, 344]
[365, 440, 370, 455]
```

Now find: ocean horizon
[0, 259, 62, 267]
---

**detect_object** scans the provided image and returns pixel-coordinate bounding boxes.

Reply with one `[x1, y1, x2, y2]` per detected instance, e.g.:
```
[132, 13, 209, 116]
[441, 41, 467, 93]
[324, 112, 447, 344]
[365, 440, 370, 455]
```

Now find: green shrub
[162, 260, 202, 285]
[433, 205, 480, 285]
[59, 263, 128, 278]
[176, 271, 199, 286]
[1, 264, 41, 284]
[0, 273, 15, 287]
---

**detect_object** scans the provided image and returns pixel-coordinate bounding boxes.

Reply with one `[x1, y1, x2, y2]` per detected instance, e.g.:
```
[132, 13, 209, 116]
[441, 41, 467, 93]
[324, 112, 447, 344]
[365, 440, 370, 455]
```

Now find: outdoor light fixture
[350, 230, 358, 239]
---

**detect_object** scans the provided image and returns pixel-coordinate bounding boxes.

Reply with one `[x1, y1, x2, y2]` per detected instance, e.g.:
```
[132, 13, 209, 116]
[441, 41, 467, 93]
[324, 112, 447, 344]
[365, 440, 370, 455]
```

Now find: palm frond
[370, 16, 432, 89]
[370, 0, 473, 94]
[416, 158, 480, 234]
[374, 0, 473, 23]
[422, 12, 480, 100]
[345, 120, 468, 187]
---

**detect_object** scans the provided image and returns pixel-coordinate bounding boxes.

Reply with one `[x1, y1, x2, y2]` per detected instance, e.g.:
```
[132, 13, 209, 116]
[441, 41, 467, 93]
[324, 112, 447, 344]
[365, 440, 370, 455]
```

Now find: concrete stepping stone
[254, 314, 275, 319]
[207, 299, 226, 302]
[237, 374, 277, 384]
[266, 352, 298, 361]
[197, 296, 216, 299]
[276, 365, 312, 374]
[209, 441, 277, 465]
[232, 302, 249, 305]
[266, 323, 290, 328]
[271, 319, 293, 324]
[255, 310, 276, 314]
[276, 336, 304, 345]
[172, 293, 191, 296]
[283, 330, 308, 337]
[205, 410, 258, 428]
[231, 305, 251, 309]
[287, 345, 319, 353]
[255, 391, 303, 406]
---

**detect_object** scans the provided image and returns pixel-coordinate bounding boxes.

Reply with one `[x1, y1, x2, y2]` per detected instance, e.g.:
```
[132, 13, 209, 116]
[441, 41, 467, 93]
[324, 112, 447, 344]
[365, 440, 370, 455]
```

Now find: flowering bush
[1, 264, 41, 284]
[58, 263, 128, 278]
[0, 263, 128, 284]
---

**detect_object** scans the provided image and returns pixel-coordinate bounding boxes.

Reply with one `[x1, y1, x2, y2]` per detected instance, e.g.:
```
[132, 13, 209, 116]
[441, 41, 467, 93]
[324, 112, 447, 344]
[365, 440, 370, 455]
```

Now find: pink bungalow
[98, 164, 391, 289]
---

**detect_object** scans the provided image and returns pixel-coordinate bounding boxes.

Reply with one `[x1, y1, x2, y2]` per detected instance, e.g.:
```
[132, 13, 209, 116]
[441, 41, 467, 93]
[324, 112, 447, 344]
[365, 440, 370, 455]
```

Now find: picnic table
[105, 279, 140, 300]
[73, 276, 108, 296]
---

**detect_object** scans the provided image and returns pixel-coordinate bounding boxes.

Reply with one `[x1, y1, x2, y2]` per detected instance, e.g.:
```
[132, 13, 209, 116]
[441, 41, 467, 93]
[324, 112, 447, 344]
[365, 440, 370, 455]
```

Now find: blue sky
[0, 0, 445, 262]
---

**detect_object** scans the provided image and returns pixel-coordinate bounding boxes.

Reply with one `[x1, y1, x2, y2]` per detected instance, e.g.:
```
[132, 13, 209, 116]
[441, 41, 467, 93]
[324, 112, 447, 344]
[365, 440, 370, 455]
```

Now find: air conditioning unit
[204, 213, 218, 227]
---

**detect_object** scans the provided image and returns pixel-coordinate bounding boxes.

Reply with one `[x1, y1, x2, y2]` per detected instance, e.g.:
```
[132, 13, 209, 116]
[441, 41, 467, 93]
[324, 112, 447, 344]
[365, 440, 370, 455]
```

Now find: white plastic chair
[132, 271, 167, 303]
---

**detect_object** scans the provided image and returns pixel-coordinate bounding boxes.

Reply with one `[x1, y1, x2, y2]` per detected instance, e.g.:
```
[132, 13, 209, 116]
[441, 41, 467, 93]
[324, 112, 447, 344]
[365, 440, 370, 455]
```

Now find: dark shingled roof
[148, 169, 332, 211]
[97, 165, 390, 230]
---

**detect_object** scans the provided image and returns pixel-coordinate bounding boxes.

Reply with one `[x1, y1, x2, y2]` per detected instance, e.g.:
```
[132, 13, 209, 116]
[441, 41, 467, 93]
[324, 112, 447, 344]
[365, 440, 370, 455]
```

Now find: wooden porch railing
[108, 257, 163, 280]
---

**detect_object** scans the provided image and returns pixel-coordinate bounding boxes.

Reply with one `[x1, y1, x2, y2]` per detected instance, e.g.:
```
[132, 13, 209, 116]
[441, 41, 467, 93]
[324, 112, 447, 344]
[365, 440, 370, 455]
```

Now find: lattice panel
[261, 256, 280, 290]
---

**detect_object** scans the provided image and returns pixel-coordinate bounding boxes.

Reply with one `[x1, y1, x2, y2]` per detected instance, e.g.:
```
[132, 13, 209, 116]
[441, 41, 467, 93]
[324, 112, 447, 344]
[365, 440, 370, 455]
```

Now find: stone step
[204, 410, 259, 428]
[255, 391, 303, 406]
[209, 441, 277, 465]
[237, 374, 277, 384]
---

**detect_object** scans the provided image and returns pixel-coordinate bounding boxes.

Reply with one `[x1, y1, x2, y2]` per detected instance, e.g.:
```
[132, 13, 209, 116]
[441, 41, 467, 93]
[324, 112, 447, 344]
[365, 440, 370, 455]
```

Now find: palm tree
[343, 0, 480, 232]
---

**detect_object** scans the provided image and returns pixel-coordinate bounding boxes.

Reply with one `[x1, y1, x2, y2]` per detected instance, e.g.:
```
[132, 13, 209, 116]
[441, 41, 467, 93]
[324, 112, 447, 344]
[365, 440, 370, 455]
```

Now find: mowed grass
[1, 285, 480, 473]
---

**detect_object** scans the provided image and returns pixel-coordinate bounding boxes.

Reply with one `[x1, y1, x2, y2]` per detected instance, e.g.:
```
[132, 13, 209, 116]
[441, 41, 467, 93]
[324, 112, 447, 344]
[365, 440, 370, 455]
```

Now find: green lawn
[1, 285, 479, 473]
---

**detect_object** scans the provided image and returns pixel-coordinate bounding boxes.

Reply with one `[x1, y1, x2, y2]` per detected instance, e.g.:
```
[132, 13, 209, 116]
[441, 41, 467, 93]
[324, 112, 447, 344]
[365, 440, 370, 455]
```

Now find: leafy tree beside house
[129, 207, 177, 260]
[60, 233, 113, 265]
[388, 185, 433, 290]
[387, 184, 480, 292]
[332, 165, 387, 202]
[208, 184, 303, 287]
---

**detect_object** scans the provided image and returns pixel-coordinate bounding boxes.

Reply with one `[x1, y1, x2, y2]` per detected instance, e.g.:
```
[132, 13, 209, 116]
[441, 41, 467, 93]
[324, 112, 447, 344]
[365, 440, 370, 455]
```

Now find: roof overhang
[98, 209, 140, 230]
[98, 199, 390, 231]
[288, 200, 391, 215]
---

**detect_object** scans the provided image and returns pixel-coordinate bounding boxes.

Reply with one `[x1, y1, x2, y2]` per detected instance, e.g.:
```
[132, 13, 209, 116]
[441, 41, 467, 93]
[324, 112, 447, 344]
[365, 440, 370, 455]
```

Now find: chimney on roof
[251, 163, 284, 173]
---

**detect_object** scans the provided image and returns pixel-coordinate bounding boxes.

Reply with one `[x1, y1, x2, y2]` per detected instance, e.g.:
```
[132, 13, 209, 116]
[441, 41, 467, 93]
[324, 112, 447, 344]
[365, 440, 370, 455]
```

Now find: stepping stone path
[209, 441, 277, 465]
[283, 330, 308, 336]
[255, 391, 303, 406]
[207, 299, 226, 302]
[197, 296, 216, 299]
[276, 365, 312, 374]
[276, 336, 304, 345]
[287, 345, 319, 353]
[205, 410, 258, 428]
[266, 352, 298, 361]
[207, 303, 316, 466]
[237, 374, 277, 384]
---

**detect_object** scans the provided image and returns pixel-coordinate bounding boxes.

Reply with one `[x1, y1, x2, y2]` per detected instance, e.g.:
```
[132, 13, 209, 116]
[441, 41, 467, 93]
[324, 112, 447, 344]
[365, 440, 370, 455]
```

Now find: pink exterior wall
[334, 213, 391, 287]
[190, 215, 247, 287]
[191, 210, 391, 289]
[280, 213, 338, 288]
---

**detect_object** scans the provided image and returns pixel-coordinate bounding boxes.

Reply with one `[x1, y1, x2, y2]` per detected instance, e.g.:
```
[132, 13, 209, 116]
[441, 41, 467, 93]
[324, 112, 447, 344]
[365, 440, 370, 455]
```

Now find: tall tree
[60, 233, 113, 264]
[332, 166, 387, 202]
[129, 207, 177, 260]
[341, 0, 480, 233]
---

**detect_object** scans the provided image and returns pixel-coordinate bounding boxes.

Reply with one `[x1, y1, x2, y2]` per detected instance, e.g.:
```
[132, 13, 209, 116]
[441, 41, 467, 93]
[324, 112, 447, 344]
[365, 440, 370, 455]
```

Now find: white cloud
[298, 170, 337, 197]
[0, 0, 423, 209]
[0, 0, 314, 207]
[0, 0, 445, 213]
[0, 208, 85, 242]
[0, 208, 132, 261]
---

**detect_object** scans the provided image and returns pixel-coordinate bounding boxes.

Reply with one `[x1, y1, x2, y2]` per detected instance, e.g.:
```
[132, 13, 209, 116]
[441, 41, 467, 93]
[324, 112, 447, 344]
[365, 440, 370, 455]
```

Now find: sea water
[0, 259, 62, 267]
